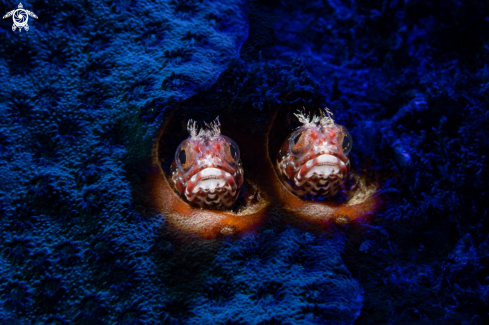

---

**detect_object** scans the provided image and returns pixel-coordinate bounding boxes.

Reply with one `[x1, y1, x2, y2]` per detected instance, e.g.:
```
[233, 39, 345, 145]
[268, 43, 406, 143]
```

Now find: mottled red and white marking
[171, 117, 243, 209]
[277, 109, 353, 198]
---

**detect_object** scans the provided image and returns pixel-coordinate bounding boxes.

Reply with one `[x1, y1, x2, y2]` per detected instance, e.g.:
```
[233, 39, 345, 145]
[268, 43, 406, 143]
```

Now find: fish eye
[178, 149, 186, 165]
[342, 129, 353, 155]
[288, 129, 312, 157]
[221, 136, 240, 164]
[293, 132, 302, 145]
[230, 143, 238, 161]
[174, 140, 190, 170]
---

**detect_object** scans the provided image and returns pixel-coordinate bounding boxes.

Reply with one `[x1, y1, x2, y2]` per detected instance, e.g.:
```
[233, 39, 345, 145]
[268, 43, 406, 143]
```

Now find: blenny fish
[171, 117, 244, 209]
[147, 105, 378, 237]
[276, 108, 352, 199]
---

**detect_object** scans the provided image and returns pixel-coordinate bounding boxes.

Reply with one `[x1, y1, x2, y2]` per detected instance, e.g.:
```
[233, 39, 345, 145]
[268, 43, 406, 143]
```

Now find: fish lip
[295, 154, 348, 185]
[185, 167, 237, 199]
[186, 160, 236, 179]
[295, 150, 348, 168]
[305, 153, 345, 168]
[319, 151, 348, 164]
[190, 167, 227, 183]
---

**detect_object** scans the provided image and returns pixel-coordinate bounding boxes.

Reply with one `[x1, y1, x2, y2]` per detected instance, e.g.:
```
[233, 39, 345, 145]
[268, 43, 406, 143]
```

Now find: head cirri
[276, 108, 352, 199]
[171, 117, 243, 209]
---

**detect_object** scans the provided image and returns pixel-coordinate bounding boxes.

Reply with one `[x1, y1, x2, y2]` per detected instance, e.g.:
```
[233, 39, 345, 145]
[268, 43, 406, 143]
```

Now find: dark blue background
[0, 0, 488, 323]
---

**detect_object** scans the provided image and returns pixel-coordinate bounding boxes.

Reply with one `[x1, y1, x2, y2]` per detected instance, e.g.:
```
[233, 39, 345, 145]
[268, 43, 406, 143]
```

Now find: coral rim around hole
[147, 109, 269, 239]
[265, 102, 382, 227]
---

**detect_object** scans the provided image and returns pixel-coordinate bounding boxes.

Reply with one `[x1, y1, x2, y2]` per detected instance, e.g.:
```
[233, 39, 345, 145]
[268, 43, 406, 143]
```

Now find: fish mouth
[294, 154, 348, 187]
[184, 167, 238, 207]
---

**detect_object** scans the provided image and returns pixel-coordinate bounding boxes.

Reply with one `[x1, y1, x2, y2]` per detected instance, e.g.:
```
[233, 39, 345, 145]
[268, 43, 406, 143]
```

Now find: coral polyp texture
[1, 0, 489, 324]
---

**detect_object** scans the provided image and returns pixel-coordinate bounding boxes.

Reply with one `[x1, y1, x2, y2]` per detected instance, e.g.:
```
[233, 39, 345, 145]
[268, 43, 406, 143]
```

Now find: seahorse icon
[3, 3, 38, 32]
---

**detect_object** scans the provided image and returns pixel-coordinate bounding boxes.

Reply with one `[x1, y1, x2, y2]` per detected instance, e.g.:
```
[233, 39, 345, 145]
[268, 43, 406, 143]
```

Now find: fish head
[171, 117, 243, 209]
[277, 108, 352, 198]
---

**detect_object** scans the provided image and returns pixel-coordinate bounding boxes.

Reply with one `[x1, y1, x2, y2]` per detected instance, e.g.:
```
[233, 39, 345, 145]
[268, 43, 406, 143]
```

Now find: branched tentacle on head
[294, 107, 335, 128]
[187, 117, 221, 139]
[187, 119, 199, 138]
[203, 117, 221, 138]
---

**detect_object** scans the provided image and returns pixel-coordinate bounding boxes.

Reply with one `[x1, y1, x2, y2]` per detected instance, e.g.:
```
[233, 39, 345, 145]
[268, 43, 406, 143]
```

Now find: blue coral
[54, 239, 82, 265]
[74, 291, 108, 325]
[115, 298, 149, 325]
[1, 0, 488, 323]
[26, 247, 52, 271]
[107, 259, 142, 292]
[3, 235, 35, 264]
[35, 273, 67, 304]
[1, 280, 33, 310]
